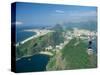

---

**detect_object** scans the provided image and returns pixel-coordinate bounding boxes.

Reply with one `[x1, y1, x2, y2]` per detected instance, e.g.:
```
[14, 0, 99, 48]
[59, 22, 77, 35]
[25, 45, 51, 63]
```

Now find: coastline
[39, 51, 53, 56]
[16, 29, 54, 46]
[16, 51, 53, 61]
[16, 54, 33, 61]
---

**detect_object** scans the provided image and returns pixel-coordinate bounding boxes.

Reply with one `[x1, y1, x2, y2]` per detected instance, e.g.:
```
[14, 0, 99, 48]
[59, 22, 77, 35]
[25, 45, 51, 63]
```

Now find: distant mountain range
[63, 20, 97, 31]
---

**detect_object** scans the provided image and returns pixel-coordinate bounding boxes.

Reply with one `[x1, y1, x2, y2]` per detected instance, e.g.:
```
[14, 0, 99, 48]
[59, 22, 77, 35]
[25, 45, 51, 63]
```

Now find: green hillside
[46, 38, 96, 70]
[16, 32, 64, 59]
[16, 24, 64, 59]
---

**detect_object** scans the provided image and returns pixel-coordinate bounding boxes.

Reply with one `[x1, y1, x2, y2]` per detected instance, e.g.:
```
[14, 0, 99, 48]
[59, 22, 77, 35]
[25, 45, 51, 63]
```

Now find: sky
[13, 2, 97, 26]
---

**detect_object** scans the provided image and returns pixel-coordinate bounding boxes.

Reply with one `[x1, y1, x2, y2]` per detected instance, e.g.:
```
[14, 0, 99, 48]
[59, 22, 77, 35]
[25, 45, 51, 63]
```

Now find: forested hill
[46, 38, 97, 70]
[16, 24, 64, 59]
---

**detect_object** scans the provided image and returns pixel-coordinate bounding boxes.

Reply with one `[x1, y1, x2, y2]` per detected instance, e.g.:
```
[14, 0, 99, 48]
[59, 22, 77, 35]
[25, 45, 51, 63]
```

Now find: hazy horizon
[12, 2, 97, 26]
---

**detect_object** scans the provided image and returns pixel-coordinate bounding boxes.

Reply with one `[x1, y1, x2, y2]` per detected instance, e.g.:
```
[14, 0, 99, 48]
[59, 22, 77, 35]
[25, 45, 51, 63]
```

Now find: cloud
[55, 10, 65, 14]
[16, 21, 23, 25]
[12, 21, 23, 25]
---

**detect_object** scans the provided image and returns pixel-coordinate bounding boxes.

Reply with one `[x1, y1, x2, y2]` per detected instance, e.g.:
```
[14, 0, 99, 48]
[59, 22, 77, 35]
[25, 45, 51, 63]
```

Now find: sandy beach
[39, 51, 53, 56]
[16, 29, 54, 46]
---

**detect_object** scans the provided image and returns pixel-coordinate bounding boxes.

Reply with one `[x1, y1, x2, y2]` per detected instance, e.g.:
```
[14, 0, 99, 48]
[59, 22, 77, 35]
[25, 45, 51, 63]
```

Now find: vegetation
[16, 24, 97, 70]
[46, 38, 96, 70]
[16, 24, 64, 59]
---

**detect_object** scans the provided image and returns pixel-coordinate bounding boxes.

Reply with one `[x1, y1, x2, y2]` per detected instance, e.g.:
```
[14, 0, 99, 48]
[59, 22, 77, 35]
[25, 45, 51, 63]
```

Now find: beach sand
[16, 29, 54, 46]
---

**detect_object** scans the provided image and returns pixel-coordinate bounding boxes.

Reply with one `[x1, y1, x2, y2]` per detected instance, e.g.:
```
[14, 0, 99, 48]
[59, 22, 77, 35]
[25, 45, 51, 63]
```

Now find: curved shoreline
[16, 29, 54, 46]
[16, 51, 53, 61]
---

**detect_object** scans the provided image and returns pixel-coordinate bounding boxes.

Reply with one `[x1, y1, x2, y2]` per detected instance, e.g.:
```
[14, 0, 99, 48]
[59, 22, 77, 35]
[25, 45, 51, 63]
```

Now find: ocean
[16, 54, 50, 72]
[16, 25, 48, 43]
[16, 25, 97, 72]
[16, 26, 36, 43]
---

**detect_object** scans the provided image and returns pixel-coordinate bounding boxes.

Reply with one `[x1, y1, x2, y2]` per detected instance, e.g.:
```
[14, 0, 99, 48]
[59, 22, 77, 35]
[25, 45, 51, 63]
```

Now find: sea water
[16, 54, 50, 72]
[16, 26, 36, 43]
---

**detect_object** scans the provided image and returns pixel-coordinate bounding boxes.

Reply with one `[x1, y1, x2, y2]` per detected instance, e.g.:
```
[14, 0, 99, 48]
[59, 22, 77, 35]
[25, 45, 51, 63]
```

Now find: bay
[16, 54, 50, 72]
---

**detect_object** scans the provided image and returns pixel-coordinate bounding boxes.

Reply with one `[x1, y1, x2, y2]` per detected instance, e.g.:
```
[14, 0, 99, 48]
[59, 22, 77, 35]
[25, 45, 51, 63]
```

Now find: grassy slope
[47, 38, 96, 70]
[61, 38, 90, 69]
[16, 33, 51, 59]
[16, 31, 64, 59]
